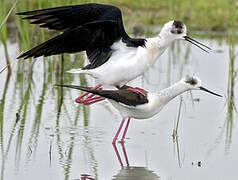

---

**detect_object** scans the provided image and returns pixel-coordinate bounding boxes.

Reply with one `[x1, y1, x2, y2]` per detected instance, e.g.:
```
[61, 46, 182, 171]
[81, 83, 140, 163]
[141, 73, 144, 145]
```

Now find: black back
[56, 84, 149, 106]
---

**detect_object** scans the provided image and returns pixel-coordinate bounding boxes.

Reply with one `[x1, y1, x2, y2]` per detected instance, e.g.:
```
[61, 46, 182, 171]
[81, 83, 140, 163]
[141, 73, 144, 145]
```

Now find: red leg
[75, 84, 102, 103]
[112, 118, 126, 144]
[83, 87, 102, 101]
[126, 87, 148, 96]
[112, 143, 123, 167]
[75, 92, 90, 103]
[134, 87, 148, 95]
[120, 118, 131, 143]
[121, 142, 129, 166]
[83, 97, 105, 105]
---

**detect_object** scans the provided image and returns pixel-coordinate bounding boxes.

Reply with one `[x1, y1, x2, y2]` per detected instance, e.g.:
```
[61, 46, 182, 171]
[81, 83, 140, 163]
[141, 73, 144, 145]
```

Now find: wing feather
[17, 20, 120, 59]
[17, 4, 120, 31]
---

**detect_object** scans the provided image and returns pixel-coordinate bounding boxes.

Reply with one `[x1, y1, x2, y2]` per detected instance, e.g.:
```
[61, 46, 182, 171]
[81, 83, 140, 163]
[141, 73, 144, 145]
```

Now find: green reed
[172, 97, 183, 167]
[0, 0, 17, 72]
[52, 54, 90, 179]
[26, 62, 48, 159]
[226, 0, 237, 151]
[15, 79, 32, 169]
[0, 72, 11, 180]
[173, 97, 183, 139]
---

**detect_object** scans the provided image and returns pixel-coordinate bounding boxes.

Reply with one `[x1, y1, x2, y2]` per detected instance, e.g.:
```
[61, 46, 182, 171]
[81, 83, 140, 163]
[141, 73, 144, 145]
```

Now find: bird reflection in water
[79, 174, 95, 180]
[112, 143, 160, 180]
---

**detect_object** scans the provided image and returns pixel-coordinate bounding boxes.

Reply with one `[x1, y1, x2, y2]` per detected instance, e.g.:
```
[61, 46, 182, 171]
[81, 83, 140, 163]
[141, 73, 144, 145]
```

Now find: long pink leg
[75, 84, 102, 103]
[112, 118, 126, 144]
[127, 87, 148, 96]
[84, 87, 102, 100]
[83, 97, 105, 105]
[120, 118, 131, 143]
[121, 142, 129, 166]
[81, 87, 103, 103]
[112, 143, 123, 167]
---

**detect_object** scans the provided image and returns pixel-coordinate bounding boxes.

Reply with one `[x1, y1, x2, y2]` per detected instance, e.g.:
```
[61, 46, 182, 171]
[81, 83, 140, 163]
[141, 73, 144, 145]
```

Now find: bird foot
[75, 95, 104, 105]
[126, 87, 148, 96]
[82, 97, 105, 105]
[75, 85, 103, 105]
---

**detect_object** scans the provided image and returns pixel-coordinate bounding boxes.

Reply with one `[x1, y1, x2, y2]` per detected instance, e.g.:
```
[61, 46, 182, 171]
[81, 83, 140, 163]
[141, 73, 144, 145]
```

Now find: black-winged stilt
[112, 143, 159, 179]
[56, 75, 221, 144]
[17, 3, 211, 105]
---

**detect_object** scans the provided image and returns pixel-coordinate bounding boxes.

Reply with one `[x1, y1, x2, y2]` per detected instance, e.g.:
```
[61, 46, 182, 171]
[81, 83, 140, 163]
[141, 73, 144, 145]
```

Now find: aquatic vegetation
[173, 97, 183, 139]
[226, 1, 237, 151]
[0, 0, 17, 72]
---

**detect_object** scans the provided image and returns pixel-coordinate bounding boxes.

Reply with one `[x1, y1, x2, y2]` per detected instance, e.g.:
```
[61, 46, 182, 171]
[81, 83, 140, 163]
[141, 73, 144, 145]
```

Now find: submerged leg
[75, 84, 102, 104]
[112, 143, 123, 167]
[120, 118, 131, 143]
[121, 142, 129, 166]
[112, 118, 126, 144]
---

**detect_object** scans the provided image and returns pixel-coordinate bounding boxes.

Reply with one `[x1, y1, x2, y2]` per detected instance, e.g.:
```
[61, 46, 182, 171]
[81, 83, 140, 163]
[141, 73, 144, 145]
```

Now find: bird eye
[176, 29, 183, 34]
[170, 20, 184, 34]
[173, 21, 184, 29]
[170, 26, 183, 34]
[185, 77, 198, 85]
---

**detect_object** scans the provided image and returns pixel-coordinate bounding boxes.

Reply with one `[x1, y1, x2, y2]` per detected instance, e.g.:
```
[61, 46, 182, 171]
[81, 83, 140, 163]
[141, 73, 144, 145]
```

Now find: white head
[159, 20, 211, 53]
[180, 75, 222, 97]
[159, 20, 187, 41]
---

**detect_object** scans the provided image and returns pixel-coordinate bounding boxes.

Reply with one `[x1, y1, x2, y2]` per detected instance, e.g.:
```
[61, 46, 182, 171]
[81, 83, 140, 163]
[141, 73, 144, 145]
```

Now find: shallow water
[0, 37, 237, 180]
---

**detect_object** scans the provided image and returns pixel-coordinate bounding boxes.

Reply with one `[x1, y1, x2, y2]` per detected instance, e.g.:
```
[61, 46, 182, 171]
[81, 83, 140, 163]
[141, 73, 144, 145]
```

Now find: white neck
[143, 81, 189, 119]
[143, 35, 174, 65]
[158, 81, 189, 104]
[158, 33, 176, 48]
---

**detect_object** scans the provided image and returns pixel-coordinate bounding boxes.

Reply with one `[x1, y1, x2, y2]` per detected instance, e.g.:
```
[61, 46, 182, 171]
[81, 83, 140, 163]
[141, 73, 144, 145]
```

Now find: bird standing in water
[17, 3, 211, 105]
[56, 75, 221, 144]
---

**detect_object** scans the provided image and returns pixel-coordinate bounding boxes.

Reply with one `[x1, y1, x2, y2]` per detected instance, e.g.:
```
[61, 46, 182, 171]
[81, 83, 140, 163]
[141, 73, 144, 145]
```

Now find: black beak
[184, 36, 211, 53]
[199, 86, 222, 97]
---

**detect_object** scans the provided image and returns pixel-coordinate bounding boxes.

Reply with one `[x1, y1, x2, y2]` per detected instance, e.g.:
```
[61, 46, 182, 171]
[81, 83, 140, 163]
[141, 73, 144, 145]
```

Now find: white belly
[93, 50, 157, 86]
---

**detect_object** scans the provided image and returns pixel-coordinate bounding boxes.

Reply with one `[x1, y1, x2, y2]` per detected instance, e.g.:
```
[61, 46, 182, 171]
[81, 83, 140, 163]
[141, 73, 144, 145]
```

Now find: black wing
[17, 3, 146, 66]
[17, 20, 120, 59]
[17, 4, 123, 32]
[56, 84, 148, 106]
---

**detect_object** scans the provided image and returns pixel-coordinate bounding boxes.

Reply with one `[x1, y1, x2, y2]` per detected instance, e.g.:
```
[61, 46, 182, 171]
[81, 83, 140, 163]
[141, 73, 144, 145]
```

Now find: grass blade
[0, 0, 17, 30]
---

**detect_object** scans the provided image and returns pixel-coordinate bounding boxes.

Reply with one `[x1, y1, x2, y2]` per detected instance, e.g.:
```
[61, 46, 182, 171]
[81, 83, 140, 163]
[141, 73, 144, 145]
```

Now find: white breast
[92, 38, 163, 87]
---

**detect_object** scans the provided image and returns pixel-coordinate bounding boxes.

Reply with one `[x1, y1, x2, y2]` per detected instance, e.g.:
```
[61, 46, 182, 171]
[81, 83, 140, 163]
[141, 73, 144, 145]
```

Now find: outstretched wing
[17, 4, 123, 32]
[17, 3, 146, 68]
[17, 3, 145, 43]
[17, 20, 120, 59]
[56, 85, 148, 106]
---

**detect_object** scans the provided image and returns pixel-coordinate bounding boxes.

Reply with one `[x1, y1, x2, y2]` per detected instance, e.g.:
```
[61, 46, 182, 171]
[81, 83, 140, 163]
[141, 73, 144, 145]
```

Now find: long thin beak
[199, 86, 222, 97]
[184, 36, 211, 53]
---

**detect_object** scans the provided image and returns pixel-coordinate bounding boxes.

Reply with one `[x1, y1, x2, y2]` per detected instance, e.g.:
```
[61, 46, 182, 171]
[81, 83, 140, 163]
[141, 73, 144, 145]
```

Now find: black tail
[55, 84, 97, 94]
[55, 84, 112, 99]
[56, 83, 121, 102]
